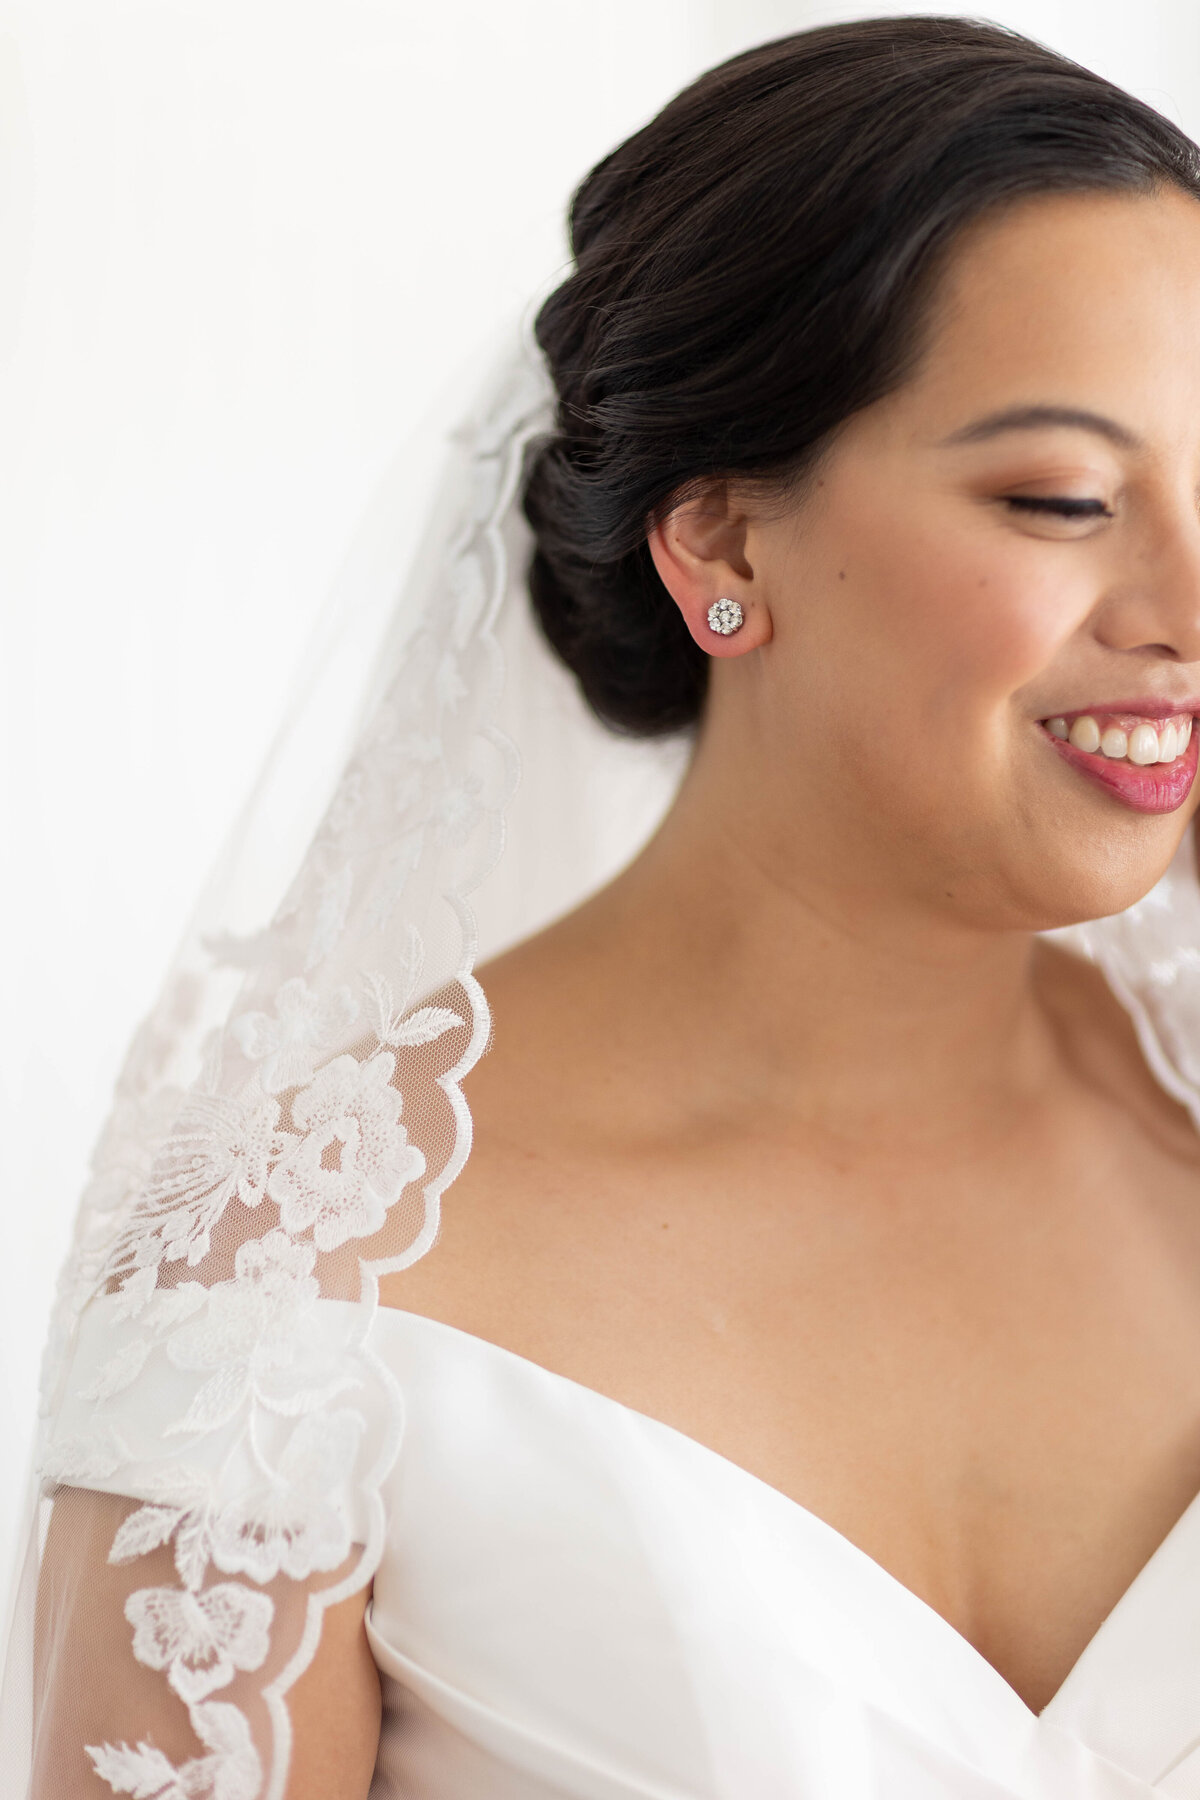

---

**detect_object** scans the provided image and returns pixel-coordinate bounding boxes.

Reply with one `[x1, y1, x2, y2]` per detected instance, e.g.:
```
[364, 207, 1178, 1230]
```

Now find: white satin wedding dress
[10, 335, 1200, 1800]
[48, 1209, 1200, 1800]
[366, 1299, 1200, 1799]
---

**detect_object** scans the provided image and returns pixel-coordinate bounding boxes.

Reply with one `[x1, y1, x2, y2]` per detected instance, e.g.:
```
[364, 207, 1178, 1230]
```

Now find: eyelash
[1004, 496, 1113, 519]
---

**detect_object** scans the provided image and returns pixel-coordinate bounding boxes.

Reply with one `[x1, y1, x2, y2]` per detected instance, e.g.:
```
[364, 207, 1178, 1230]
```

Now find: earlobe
[647, 511, 771, 657]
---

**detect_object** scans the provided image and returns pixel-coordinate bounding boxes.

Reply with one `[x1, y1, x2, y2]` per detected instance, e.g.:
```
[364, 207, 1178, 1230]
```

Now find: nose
[1092, 500, 1200, 665]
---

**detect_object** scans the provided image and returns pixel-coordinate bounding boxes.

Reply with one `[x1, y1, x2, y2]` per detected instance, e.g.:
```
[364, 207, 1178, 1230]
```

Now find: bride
[11, 14, 1200, 1798]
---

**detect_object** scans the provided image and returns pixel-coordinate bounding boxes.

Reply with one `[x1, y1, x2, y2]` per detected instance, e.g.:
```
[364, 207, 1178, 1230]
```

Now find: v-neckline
[372, 1300, 1200, 1739]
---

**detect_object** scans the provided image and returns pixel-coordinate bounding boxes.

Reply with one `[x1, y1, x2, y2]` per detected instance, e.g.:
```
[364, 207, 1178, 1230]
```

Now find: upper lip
[1040, 698, 1200, 721]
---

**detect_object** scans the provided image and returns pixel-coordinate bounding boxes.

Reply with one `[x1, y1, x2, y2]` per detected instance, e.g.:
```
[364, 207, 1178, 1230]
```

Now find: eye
[1003, 495, 1113, 520]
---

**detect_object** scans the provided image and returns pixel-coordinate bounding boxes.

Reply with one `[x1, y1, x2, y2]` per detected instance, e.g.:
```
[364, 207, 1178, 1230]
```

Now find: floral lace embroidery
[34, 347, 556, 1800]
[126, 1583, 274, 1705]
[267, 1054, 426, 1252]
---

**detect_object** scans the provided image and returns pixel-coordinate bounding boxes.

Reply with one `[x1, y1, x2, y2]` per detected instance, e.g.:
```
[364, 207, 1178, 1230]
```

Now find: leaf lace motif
[88, 1700, 262, 1800]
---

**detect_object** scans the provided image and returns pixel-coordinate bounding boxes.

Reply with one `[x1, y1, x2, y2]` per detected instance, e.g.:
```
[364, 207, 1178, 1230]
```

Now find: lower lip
[1043, 724, 1200, 813]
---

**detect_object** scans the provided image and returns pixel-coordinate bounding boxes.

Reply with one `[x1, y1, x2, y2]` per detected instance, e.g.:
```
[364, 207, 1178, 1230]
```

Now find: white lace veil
[5, 312, 1200, 1800]
[0, 321, 684, 1798]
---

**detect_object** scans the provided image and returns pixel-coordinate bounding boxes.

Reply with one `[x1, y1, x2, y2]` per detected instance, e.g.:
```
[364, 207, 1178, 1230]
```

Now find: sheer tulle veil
[0, 321, 685, 1797]
[5, 314, 1200, 1798]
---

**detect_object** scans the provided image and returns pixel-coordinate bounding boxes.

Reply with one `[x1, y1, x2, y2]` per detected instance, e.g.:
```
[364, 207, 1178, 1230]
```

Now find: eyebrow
[937, 405, 1142, 451]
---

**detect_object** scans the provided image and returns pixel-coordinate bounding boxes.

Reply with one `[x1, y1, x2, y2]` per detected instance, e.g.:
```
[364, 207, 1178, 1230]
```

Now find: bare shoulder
[377, 900, 651, 1352]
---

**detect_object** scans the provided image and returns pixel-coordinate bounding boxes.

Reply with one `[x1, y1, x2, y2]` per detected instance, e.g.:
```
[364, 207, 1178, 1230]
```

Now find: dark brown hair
[522, 15, 1200, 735]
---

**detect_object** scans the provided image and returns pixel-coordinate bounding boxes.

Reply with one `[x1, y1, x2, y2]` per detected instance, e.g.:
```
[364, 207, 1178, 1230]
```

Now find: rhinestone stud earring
[706, 597, 744, 636]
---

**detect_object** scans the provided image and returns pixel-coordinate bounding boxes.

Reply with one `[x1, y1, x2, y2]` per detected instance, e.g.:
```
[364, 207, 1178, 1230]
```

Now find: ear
[647, 482, 772, 656]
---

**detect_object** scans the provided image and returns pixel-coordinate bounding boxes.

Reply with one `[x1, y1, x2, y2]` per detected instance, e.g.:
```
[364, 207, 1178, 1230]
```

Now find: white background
[3, 0, 1200, 1606]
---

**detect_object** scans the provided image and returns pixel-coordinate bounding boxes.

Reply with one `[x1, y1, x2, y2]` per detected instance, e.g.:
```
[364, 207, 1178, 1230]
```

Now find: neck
[590, 728, 1066, 1145]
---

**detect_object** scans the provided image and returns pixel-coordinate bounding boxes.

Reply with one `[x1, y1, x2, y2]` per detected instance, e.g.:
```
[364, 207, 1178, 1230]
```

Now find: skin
[385, 182, 1200, 1721]
[43, 184, 1200, 1795]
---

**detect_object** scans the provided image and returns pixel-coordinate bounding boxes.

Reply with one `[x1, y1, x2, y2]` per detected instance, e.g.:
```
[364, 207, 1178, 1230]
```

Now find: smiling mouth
[1040, 708, 1199, 813]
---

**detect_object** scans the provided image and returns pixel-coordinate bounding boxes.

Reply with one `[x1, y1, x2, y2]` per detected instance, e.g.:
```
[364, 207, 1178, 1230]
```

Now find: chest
[370, 1300, 1200, 1796]
[400, 1107, 1200, 1711]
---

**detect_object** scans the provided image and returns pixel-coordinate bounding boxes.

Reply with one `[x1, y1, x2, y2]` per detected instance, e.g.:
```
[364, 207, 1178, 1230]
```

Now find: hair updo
[522, 14, 1200, 737]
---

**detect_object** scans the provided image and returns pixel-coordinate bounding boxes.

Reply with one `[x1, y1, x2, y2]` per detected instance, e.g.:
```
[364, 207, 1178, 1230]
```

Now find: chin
[999, 817, 1195, 933]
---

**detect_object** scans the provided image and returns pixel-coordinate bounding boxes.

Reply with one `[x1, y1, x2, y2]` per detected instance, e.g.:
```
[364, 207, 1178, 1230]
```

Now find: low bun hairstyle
[523, 15, 1200, 737]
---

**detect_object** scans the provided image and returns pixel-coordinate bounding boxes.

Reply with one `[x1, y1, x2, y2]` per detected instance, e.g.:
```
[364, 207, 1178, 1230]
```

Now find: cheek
[831, 511, 1093, 725]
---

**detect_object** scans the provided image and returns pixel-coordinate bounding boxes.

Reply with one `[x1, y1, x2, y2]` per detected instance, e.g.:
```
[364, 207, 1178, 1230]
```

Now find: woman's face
[732, 185, 1200, 931]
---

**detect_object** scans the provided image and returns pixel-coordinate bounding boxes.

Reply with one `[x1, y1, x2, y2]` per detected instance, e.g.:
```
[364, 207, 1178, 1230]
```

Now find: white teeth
[1128, 723, 1159, 765]
[1052, 712, 1194, 765]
